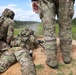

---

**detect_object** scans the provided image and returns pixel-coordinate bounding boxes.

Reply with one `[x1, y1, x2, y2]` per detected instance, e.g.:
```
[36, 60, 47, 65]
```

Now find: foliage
[14, 20, 40, 28]
[14, 18, 76, 28]
[72, 18, 76, 25]
[56, 18, 76, 25]
[14, 20, 76, 40]
[14, 24, 76, 39]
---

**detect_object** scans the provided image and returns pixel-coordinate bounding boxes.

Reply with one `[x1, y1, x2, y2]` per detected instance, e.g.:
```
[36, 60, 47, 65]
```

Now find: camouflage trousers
[0, 47, 36, 75]
[38, 0, 74, 66]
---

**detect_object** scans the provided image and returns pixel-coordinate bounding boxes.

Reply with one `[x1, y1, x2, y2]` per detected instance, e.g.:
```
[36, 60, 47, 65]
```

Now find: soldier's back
[3, 17, 14, 27]
[0, 17, 14, 41]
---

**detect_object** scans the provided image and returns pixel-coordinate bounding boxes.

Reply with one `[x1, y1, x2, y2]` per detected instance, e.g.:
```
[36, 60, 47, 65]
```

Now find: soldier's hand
[32, 1, 39, 14]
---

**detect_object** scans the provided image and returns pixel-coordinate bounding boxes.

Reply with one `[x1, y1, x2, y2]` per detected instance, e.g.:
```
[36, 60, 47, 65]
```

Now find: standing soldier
[31, 0, 75, 69]
[0, 8, 15, 56]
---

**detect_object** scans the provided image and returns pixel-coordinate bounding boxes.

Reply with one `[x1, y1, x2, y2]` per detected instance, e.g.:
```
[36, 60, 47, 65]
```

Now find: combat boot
[46, 58, 58, 69]
[62, 53, 72, 64]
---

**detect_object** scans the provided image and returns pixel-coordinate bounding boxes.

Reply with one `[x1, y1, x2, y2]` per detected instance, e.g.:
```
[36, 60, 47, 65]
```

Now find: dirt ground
[1, 37, 76, 75]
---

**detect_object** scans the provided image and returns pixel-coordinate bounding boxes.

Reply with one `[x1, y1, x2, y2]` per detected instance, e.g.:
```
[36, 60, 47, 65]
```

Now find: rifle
[37, 40, 44, 48]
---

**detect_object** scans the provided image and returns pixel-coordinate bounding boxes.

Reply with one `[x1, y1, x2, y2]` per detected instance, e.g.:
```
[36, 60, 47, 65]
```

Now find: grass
[35, 64, 44, 70]
[54, 24, 76, 40]
[14, 24, 76, 40]
[36, 24, 43, 35]
[57, 63, 65, 71]
[55, 59, 76, 75]
[72, 25, 76, 40]
[35, 64, 44, 74]
[36, 24, 76, 40]
[14, 27, 26, 36]
[68, 71, 73, 75]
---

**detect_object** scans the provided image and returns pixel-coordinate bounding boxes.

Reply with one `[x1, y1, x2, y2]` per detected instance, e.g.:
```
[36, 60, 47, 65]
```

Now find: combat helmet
[2, 8, 15, 19]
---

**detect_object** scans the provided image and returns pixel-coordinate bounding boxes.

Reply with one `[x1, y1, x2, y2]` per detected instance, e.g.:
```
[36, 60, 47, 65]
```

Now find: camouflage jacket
[0, 17, 14, 42]
[11, 28, 38, 50]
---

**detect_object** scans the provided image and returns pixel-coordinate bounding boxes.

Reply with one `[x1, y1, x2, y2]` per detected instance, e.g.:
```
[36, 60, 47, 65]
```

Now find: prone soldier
[0, 28, 43, 75]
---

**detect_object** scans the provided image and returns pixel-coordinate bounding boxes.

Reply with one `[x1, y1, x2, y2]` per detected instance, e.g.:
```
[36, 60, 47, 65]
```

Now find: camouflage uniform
[36, 0, 75, 68]
[0, 8, 15, 56]
[0, 28, 38, 75]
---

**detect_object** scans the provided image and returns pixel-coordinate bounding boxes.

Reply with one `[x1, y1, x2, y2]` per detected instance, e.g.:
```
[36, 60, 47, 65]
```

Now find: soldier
[0, 28, 40, 75]
[31, 0, 75, 69]
[0, 8, 15, 56]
